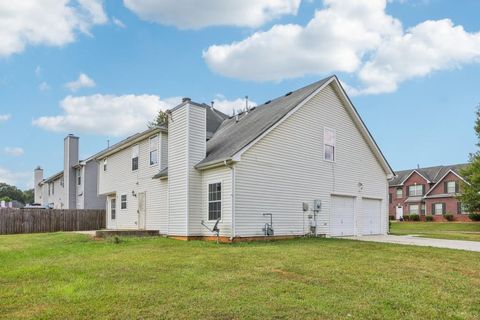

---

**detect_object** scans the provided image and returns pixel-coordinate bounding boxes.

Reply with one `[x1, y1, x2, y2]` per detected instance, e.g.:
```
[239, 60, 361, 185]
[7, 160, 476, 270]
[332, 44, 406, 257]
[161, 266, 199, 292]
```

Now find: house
[33, 134, 105, 209]
[96, 75, 394, 240]
[388, 163, 469, 220]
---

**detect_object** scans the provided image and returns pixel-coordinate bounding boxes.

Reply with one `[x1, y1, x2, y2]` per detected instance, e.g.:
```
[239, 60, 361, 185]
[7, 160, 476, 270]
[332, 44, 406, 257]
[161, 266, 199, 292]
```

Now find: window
[48, 183, 51, 196]
[434, 203, 444, 215]
[60, 178, 64, 187]
[77, 169, 81, 185]
[396, 188, 403, 198]
[111, 198, 116, 220]
[149, 135, 158, 166]
[324, 127, 336, 162]
[446, 181, 456, 194]
[132, 145, 139, 171]
[409, 204, 419, 215]
[52, 182, 55, 195]
[208, 182, 222, 220]
[103, 158, 107, 171]
[408, 184, 423, 196]
[121, 195, 127, 209]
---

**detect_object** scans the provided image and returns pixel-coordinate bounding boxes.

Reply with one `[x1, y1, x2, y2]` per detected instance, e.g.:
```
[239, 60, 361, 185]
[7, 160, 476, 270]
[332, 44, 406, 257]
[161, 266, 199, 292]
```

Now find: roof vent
[182, 97, 191, 103]
[285, 91, 293, 96]
[264, 100, 271, 105]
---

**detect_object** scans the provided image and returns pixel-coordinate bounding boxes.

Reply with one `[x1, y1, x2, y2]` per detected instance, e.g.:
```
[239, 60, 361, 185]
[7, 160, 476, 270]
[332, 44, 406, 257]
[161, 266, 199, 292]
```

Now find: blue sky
[0, 0, 479, 189]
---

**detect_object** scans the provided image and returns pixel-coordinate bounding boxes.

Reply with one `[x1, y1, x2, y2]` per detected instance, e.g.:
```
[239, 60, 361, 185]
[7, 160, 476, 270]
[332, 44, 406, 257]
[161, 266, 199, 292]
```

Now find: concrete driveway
[345, 235, 480, 252]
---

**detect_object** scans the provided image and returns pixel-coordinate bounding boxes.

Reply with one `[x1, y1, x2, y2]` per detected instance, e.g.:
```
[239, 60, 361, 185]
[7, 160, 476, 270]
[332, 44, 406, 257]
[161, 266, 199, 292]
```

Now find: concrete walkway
[345, 235, 480, 252]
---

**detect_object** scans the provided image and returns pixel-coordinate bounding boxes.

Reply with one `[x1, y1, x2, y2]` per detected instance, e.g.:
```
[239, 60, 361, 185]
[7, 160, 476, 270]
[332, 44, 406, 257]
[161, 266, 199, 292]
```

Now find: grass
[1, 233, 480, 319]
[390, 221, 480, 241]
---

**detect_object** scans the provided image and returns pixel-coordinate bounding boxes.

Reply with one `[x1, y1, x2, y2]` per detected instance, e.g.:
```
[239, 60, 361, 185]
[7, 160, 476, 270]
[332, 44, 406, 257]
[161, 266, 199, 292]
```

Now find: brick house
[388, 164, 469, 220]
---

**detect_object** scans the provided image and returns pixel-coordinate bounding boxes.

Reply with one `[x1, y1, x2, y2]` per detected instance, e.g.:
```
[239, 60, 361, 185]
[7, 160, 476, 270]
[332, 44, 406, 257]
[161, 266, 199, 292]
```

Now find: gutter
[224, 160, 235, 240]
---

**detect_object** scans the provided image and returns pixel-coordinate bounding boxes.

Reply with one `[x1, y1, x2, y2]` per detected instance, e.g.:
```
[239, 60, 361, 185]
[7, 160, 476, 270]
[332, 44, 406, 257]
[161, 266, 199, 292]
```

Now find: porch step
[95, 230, 160, 238]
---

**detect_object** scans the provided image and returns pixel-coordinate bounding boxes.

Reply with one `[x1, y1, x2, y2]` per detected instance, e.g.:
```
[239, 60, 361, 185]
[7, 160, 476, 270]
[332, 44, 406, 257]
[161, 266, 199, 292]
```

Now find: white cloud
[65, 73, 96, 92]
[112, 17, 126, 28]
[0, 0, 107, 58]
[0, 114, 11, 122]
[0, 166, 31, 189]
[4, 147, 24, 157]
[212, 95, 257, 115]
[33, 94, 182, 136]
[204, 0, 480, 94]
[38, 82, 51, 92]
[123, 0, 300, 29]
[35, 66, 42, 77]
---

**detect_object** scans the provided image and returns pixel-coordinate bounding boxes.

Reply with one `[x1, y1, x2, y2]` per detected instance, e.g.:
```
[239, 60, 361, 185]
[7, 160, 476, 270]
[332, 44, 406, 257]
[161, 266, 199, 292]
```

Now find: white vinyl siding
[234, 83, 389, 237]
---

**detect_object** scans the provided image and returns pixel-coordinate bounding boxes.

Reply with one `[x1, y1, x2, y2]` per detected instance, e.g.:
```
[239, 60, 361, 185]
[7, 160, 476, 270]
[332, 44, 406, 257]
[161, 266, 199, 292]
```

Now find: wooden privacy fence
[0, 208, 105, 235]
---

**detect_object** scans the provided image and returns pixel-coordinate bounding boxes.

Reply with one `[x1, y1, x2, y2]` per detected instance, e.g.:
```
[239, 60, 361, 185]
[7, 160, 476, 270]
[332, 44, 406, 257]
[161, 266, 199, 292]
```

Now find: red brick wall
[389, 171, 430, 215]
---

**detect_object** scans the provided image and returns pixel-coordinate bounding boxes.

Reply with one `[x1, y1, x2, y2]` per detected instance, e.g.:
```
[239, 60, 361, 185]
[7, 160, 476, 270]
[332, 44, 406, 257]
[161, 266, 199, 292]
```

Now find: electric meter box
[313, 200, 322, 212]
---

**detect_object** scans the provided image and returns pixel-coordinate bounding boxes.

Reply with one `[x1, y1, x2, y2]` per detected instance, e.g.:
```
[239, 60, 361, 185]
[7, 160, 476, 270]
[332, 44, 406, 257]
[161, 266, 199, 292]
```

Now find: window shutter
[442, 203, 446, 214]
[457, 202, 461, 214]
[422, 184, 425, 195]
[455, 181, 459, 193]
[444, 181, 448, 193]
[431, 203, 435, 215]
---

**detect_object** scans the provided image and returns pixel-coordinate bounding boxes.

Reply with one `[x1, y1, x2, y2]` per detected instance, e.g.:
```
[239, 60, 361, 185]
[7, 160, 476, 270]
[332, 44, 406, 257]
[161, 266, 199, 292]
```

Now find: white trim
[399, 170, 431, 185]
[148, 134, 159, 167]
[323, 127, 336, 162]
[185, 104, 190, 236]
[424, 169, 469, 196]
[206, 180, 223, 222]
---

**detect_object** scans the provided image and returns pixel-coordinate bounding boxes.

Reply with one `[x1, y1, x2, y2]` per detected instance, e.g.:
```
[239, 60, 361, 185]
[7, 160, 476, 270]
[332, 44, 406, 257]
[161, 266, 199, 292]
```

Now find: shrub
[444, 213, 455, 221]
[389, 215, 395, 221]
[425, 216, 434, 222]
[468, 213, 480, 221]
[403, 215, 410, 221]
[410, 214, 420, 221]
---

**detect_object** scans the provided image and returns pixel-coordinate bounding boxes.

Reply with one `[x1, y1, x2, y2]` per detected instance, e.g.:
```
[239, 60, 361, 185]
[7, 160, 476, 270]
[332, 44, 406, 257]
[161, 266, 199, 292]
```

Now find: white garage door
[330, 196, 355, 237]
[362, 198, 382, 235]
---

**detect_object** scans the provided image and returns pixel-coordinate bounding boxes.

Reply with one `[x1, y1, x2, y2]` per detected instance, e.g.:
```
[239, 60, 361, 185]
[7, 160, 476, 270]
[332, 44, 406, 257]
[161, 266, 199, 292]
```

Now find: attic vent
[285, 91, 292, 96]
[265, 100, 271, 105]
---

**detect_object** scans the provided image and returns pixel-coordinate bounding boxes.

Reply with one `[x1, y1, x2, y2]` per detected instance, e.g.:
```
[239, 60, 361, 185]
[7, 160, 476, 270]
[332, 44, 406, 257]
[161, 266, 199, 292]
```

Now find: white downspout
[224, 160, 235, 241]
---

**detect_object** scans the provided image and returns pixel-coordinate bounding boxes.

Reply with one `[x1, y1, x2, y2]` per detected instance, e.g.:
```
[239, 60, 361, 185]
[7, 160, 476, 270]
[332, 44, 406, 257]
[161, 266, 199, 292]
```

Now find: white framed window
[111, 198, 116, 220]
[132, 145, 139, 171]
[434, 203, 444, 215]
[409, 204, 419, 215]
[77, 168, 81, 186]
[324, 127, 336, 162]
[52, 182, 55, 195]
[408, 184, 423, 196]
[103, 158, 107, 172]
[48, 183, 51, 196]
[149, 135, 158, 166]
[396, 188, 403, 198]
[121, 195, 127, 209]
[446, 181, 456, 194]
[208, 182, 222, 221]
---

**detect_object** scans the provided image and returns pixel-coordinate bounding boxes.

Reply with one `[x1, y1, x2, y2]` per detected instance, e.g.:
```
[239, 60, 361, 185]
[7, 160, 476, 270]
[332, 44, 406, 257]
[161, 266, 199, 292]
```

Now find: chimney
[34, 166, 43, 204]
[168, 100, 206, 236]
[64, 134, 79, 209]
[182, 97, 191, 103]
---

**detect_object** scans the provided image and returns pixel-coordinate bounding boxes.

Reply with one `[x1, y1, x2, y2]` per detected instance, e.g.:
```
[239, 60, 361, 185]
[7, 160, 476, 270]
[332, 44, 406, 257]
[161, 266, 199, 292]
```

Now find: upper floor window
[208, 182, 222, 221]
[132, 145, 139, 171]
[52, 182, 55, 195]
[77, 169, 81, 185]
[396, 188, 403, 198]
[150, 135, 158, 166]
[48, 183, 51, 196]
[324, 127, 336, 162]
[446, 181, 457, 194]
[121, 195, 127, 209]
[408, 184, 423, 197]
[103, 158, 107, 172]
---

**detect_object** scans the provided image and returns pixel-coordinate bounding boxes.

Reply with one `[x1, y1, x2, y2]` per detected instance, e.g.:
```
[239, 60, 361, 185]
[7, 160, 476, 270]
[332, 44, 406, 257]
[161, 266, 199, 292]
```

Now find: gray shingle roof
[196, 76, 334, 168]
[389, 163, 468, 186]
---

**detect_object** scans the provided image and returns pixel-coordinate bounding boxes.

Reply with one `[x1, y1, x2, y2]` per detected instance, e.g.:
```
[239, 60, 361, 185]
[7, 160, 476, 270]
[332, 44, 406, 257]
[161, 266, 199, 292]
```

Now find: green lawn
[390, 222, 480, 241]
[1, 233, 480, 319]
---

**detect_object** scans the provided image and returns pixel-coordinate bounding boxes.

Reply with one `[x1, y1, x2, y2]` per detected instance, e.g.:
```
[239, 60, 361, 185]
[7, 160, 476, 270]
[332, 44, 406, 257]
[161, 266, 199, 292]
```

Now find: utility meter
[313, 199, 322, 212]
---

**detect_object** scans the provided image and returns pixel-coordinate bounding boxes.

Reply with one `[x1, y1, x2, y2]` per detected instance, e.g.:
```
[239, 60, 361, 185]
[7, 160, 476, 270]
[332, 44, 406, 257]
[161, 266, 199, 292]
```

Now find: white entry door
[138, 192, 146, 230]
[330, 196, 355, 237]
[362, 198, 382, 235]
[395, 206, 403, 220]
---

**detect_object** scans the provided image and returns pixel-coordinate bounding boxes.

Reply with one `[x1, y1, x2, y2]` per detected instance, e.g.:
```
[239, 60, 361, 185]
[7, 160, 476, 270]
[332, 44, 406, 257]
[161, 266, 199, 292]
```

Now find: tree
[0, 183, 25, 203]
[459, 104, 480, 212]
[0, 196, 12, 203]
[148, 110, 169, 128]
[23, 189, 34, 204]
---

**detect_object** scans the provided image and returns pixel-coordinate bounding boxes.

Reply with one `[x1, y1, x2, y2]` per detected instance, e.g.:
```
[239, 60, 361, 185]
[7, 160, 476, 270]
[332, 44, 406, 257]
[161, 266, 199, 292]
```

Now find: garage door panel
[362, 198, 382, 235]
[330, 196, 355, 237]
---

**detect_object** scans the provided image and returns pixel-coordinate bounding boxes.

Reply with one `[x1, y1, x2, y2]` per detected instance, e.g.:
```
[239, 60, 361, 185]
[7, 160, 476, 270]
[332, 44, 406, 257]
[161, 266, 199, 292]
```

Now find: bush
[389, 215, 395, 221]
[425, 216, 434, 222]
[444, 213, 455, 221]
[402, 215, 410, 221]
[468, 213, 480, 221]
[410, 214, 420, 221]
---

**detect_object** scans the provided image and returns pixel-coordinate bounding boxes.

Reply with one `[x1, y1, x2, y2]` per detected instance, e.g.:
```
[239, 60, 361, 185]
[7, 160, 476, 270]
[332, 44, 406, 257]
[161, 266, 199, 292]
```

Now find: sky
[0, 0, 479, 189]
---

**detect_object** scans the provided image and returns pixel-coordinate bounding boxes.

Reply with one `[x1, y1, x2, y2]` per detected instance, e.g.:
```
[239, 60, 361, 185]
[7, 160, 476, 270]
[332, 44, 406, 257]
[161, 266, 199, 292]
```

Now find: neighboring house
[97, 75, 394, 240]
[388, 164, 469, 220]
[34, 134, 105, 210]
